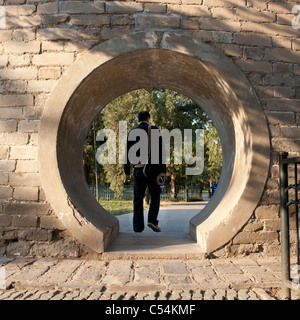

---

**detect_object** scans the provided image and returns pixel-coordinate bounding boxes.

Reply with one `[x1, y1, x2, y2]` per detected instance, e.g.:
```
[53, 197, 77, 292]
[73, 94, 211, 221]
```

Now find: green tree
[149, 89, 210, 197]
[97, 89, 154, 198]
[83, 88, 222, 199]
[205, 123, 222, 183]
[83, 118, 106, 186]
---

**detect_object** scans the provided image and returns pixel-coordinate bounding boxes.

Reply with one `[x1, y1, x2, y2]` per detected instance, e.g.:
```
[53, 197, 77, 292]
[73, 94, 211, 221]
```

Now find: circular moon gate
[39, 32, 270, 254]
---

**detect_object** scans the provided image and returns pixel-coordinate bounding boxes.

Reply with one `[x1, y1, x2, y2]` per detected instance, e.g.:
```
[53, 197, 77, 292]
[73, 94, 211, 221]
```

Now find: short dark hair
[138, 111, 150, 122]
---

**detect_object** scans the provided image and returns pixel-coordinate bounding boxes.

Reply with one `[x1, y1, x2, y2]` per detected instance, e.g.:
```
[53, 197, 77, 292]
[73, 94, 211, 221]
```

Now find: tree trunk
[170, 174, 177, 199]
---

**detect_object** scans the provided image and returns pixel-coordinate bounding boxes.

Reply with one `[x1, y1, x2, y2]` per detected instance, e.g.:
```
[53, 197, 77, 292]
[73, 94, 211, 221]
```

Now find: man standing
[210, 180, 218, 197]
[124, 111, 164, 233]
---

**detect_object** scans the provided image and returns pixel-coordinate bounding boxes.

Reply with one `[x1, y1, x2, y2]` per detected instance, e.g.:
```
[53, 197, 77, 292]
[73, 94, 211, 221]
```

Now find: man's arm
[124, 131, 132, 179]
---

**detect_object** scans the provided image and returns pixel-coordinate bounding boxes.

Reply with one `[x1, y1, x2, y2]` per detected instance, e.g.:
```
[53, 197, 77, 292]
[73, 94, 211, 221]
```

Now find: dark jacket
[124, 122, 165, 175]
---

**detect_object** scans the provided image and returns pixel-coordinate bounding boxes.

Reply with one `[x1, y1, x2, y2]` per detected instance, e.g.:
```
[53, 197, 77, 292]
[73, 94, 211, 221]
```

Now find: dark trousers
[133, 167, 161, 232]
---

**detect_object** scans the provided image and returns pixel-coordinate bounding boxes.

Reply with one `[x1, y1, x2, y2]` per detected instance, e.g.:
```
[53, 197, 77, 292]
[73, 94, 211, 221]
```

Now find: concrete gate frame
[39, 31, 270, 255]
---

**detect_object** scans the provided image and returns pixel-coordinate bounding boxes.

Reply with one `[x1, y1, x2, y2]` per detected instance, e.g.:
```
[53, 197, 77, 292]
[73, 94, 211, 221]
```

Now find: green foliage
[83, 89, 222, 198]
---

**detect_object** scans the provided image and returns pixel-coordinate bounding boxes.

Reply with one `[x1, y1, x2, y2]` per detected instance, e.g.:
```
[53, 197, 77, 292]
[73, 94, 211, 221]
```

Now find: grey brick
[4, 202, 51, 216]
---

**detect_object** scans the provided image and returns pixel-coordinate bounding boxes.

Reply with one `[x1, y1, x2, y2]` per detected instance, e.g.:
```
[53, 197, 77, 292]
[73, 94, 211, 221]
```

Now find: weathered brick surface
[60, 1, 105, 14]
[135, 13, 181, 29]
[0, 0, 298, 258]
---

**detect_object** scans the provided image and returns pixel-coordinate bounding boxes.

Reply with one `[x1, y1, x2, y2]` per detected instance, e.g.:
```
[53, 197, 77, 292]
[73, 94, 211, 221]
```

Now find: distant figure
[210, 180, 218, 197]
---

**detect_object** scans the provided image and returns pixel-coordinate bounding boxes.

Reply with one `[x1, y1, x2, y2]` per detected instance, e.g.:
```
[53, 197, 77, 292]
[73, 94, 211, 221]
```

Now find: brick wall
[0, 0, 299, 258]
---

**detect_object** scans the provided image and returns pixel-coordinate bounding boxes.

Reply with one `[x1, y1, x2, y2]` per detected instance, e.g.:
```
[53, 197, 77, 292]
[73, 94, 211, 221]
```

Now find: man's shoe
[147, 222, 161, 232]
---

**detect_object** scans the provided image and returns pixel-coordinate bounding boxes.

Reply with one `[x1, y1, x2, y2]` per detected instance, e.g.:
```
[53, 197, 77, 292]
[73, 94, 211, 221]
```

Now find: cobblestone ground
[0, 287, 276, 300]
[0, 256, 298, 300]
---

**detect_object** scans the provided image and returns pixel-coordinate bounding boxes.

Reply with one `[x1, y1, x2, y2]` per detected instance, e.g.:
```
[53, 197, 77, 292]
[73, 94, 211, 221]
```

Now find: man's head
[138, 111, 150, 123]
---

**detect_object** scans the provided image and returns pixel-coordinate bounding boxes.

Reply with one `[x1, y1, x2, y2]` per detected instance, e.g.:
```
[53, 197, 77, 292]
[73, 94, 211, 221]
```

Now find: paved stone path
[0, 287, 275, 300]
[0, 256, 294, 300]
[117, 201, 208, 234]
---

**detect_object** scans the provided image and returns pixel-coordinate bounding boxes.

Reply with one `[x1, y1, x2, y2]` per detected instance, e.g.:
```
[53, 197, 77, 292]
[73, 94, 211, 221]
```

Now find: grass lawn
[100, 197, 206, 216]
[100, 200, 149, 216]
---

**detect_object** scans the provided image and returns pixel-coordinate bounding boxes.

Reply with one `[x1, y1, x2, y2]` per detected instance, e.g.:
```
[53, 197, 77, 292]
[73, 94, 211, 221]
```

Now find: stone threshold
[103, 232, 207, 260]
